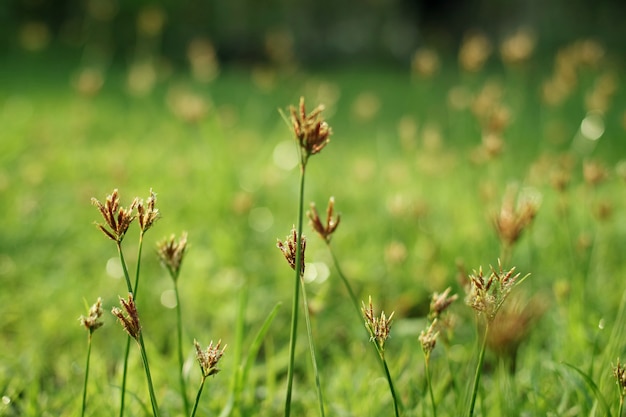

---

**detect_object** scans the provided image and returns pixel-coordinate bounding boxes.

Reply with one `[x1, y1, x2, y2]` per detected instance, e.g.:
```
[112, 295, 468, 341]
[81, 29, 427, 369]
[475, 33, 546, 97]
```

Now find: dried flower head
[419, 319, 440, 357]
[583, 159, 608, 187]
[111, 293, 141, 340]
[614, 358, 626, 397]
[157, 232, 188, 280]
[459, 31, 492, 72]
[465, 260, 529, 322]
[276, 227, 306, 276]
[429, 287, 458, 321]
[92, 189, 138, 243]
[362, 296, 395, 353]
[493, 185, 539, 248]
[289, 97, 332, 162]
[137, 189, 159, 233]
[79, 297, 104, 333]
[194, 339, 226, 378]
[307, 197, 341, 243]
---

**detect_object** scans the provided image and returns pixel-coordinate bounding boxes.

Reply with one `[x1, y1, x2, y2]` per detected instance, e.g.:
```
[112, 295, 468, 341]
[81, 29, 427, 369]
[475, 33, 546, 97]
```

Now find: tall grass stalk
[136, 333, 160, 417]
[79, 298, 103, 417]
[284, 167, 306, 417]
[80, 331, 93, 417]
[116, 242, 133, 417]
[467, 322, 489, 417]
[424, 358, 437, 417]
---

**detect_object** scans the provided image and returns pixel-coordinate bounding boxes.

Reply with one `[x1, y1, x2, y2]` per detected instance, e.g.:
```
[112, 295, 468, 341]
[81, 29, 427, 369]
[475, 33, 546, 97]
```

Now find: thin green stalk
[116, 242, 133, 417]
[328, 247, 360, 318]
[174, 280, 191, 415]
[425, 358, 437, 417]
[300, 276, 326, 417]
[285, 163, 307, 417]
[190, 376, 207, 417]
[81, 332, 93, 417]
[379, 349, 401, 417]
[137, 333, 160, 417]
[619, 395, 624, 417]
[468, 322, 489, 417]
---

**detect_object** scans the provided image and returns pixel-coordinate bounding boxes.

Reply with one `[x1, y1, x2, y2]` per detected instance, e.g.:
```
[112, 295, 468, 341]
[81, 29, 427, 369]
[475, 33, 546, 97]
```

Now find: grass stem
[284, 163, 307, 417]
[425, 358, 437, 417]
[174, 281, 191, 415]
[80, 332, 93, 417]
[137, 333, 160, 417]
[468, 322, 489, 417]
[190, 376, 207, 417]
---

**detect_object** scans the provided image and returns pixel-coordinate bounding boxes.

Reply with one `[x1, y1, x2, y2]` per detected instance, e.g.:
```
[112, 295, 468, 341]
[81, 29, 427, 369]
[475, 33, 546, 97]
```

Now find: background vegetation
[1, 1, 626, 416]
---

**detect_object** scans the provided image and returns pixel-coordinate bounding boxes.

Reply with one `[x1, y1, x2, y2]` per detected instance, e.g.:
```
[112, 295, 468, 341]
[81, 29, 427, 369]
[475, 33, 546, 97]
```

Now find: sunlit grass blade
[562, 362, 612, 417]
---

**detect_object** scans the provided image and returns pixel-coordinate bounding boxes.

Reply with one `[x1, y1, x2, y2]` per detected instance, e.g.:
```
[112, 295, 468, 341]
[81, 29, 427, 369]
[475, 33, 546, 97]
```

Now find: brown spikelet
[276, 227, 306, 276]
[194, 339, 226, 378]
[289, 97, 332, 161]
[92, 189, 138, 243]
[307, 197, 341, 243]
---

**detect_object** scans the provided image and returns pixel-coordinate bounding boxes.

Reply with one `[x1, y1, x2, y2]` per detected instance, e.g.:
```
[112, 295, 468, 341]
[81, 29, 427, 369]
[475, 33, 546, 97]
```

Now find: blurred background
[2, 0, 625, 68]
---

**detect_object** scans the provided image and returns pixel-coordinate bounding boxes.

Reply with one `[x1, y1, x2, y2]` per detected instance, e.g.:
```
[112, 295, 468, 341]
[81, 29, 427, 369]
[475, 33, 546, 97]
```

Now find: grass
[1, 36, 626, 416]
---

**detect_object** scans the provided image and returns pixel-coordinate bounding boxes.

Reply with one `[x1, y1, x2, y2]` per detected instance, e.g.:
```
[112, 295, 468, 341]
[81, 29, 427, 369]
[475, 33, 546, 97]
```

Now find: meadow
[1, 33, 626, 417]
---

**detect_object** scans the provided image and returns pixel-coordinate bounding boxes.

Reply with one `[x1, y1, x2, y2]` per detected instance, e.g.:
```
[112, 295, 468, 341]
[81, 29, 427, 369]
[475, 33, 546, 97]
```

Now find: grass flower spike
[362, 296, 395, 353]
[290, 96, 332, 164]
[92, 189, 138, 243]
[80, 297, 104, 333]
[307, 197, 341, 243]
[429, 287, 458, 321]
[492, 185, 539, 250]
[137, 189, 160, 233]
[112, 293, 141, 340]
[614, 359, 626, 415]
[277, 227, 306, 276]
[190, 339, 226, 417]
[157, 232, 188, 281]
[466, 260, 529, 322]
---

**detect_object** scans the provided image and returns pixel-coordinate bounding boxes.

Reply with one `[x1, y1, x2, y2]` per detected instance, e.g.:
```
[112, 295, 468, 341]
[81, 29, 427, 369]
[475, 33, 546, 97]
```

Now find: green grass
[1, 41, 626, 417]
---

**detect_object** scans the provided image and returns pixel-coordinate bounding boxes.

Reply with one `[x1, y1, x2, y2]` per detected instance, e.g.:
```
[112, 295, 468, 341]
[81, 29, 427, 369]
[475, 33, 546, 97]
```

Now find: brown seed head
[290, 97, 332, 161]
[492, 185, 539, 248]
[92, 189, 138, 243]
[419, 319, 440, 358]
[79, 297, 104, 333]
[194, 339, 226, 378]
[429, 287, 458, 321]
[137, 189, 160, 233]
[307, 197, 341, 243]
[276, 227, 306, 276]
[465, 260, 528, 322]
[583, 159, 608, 187]
[112, 293, 141, 340]
[362, 296, 395, 352]
[157, 232, 188, 281]
[614, 359, 626, 397]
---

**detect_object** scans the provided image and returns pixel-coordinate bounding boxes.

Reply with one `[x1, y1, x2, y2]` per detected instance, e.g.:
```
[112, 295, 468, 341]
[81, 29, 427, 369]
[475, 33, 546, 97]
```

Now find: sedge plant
[190, 339, 226, 417]
[92, 189, 159, 416]
[276, 97, 331, 417]
[465, 260, 529, 417]
[362, 296, 401, 417]
[79, 297, 104, 417]
[614, 359, 626, 417]
[156, 232, 191, 415]
[308, 197, 403, 414]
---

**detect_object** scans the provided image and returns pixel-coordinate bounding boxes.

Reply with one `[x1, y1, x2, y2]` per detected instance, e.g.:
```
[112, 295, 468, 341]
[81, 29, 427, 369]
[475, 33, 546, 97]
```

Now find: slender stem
[137, 333, 160, 417]
[284, 162, 307, 417]
[300, 276, 326, 417]
[133, 232, 145, 297]
[116, 242, 132, 417]
[81, 332, 93, 417]
[468, 321, 489, 417]
[190, 377, 207, 417]
[379, 350, 401, 417]
[425, 357, 437, 417]
[619, 395, 624, 417]
[174, 280, 191, 415]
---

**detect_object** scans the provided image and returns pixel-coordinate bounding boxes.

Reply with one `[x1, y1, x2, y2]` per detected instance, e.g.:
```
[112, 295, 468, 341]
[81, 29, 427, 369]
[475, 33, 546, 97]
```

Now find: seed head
[194, 339, 226, 378]
[137, 189, 160, 233]
[419, 319, 440, 358]
[289, 97, 332, 162]
[492, 185, 539, 248]
[428, 287, 458, 321]
[614, 358, 626, 397]
[307, 197, 341, 243]
[465, 260, 529, 322]
[111, 293, 141, 340]
[79, 297, 104, 333]
[92, 189, 138, 243]
[362, 296, 394, 353]
[276, 227, 306, 276]
[157, 232, 188, 281]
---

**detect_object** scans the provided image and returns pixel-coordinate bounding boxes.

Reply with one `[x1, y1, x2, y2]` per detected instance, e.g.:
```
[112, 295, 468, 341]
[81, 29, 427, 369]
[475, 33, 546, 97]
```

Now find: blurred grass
[1, 43, 625, 416]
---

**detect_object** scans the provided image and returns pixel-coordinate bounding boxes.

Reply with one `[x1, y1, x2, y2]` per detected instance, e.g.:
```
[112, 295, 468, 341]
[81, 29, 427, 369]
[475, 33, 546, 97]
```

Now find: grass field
[1, 36, 626, 416]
